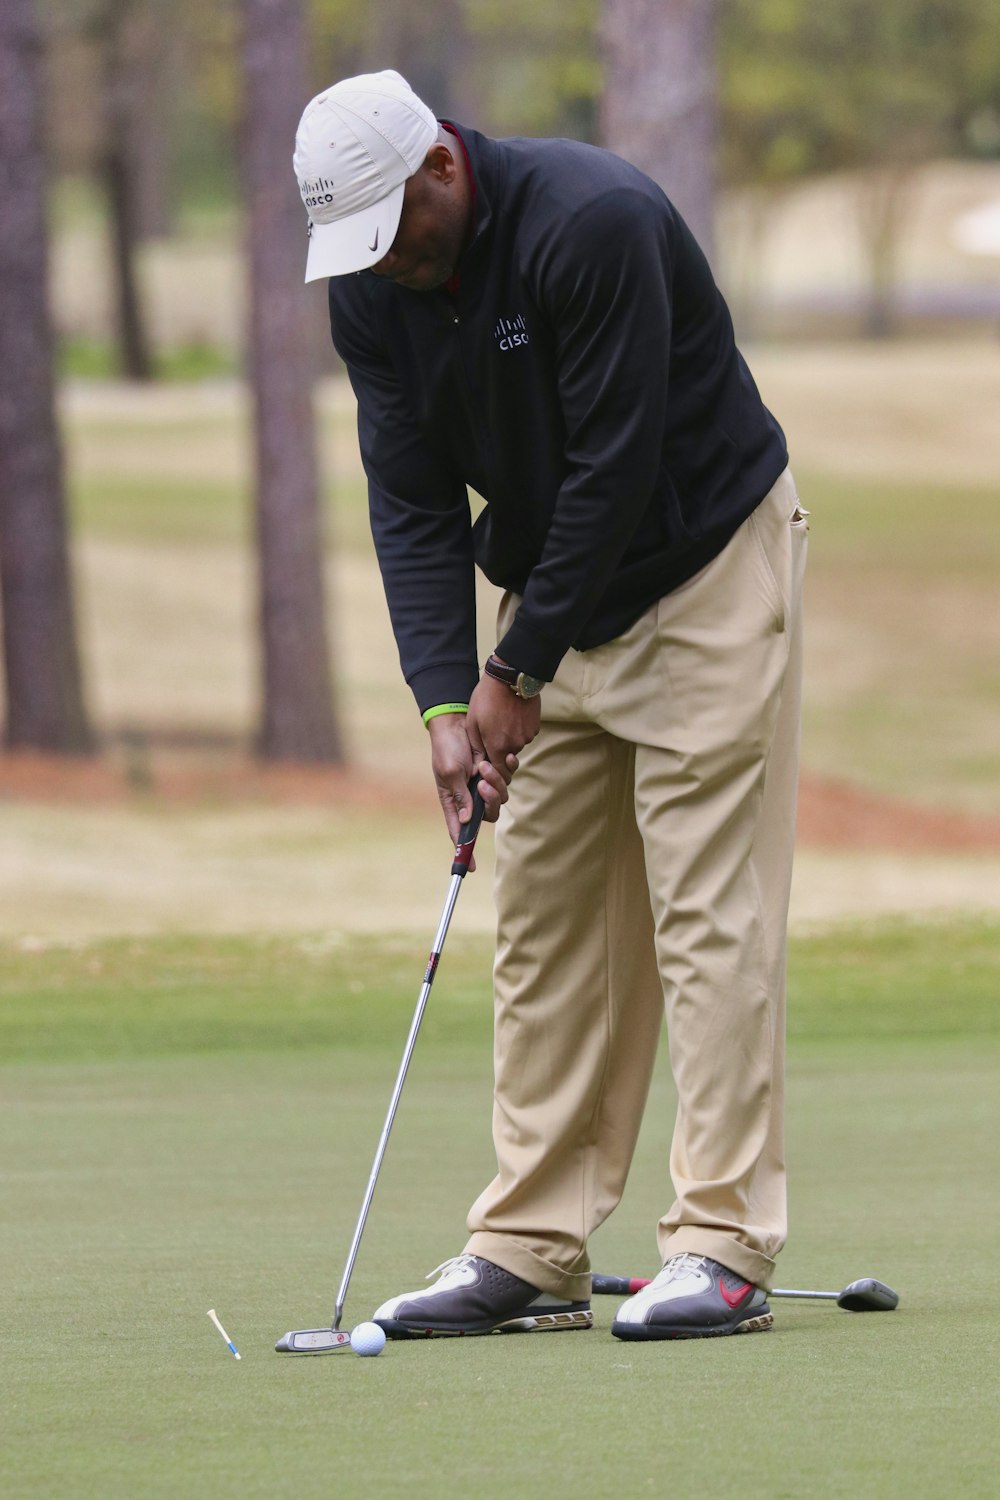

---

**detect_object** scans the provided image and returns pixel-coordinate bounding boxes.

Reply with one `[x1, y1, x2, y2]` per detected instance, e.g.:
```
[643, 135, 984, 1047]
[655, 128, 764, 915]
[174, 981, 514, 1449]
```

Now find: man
[294, 70, 808, 1342]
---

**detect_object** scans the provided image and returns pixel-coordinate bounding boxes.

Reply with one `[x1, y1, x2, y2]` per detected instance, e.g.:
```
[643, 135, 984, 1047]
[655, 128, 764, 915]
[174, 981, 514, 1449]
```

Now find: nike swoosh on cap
[368, 229, 379, 252]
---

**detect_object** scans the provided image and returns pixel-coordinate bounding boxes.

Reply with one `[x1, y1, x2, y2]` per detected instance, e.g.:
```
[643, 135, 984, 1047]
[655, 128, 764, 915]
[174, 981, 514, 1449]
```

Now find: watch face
[516, 673, 545, 699]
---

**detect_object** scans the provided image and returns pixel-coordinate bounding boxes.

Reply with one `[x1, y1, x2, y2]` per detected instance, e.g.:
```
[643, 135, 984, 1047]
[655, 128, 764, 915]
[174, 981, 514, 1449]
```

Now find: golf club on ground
[591, 1273, 899, 1311]
[275, 782, 487, 1354]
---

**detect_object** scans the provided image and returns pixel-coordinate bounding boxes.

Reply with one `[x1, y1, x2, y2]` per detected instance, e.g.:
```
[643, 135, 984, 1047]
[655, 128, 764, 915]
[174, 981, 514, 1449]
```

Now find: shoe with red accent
[611, 1253, 773, 1340]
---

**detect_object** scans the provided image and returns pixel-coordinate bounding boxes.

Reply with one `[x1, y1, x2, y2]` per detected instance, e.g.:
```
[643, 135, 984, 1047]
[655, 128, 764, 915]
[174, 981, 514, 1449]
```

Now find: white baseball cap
[293, 70, 438, 282]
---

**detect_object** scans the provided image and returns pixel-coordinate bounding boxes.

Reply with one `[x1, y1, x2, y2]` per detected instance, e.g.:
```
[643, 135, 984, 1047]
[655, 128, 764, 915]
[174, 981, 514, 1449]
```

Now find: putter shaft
[331, 866, 466, 1330]
[770, 1287, 838, 1301]
[277, 784, 486, 1353]
[590, 1273, 897, 1310]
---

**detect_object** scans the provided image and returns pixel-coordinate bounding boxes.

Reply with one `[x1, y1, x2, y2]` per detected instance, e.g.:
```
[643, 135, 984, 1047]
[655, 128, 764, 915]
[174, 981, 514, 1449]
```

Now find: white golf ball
[351, 1321, 386, 1357]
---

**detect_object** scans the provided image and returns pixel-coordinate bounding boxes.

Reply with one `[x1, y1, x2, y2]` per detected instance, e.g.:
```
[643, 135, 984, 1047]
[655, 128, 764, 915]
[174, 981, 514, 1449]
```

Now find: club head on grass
[275, 1327, 353, 1353]
[836, 1278, 899, 1311]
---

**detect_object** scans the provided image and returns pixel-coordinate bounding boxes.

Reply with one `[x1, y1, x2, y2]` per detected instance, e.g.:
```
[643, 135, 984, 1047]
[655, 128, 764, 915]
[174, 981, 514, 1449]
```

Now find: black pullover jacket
[328, 125, 788, 715]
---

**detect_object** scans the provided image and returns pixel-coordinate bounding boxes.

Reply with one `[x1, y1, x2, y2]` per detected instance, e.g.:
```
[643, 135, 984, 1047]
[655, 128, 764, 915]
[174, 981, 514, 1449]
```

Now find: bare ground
[2, 748, 999, 941]
[2, 747, 1000, 851]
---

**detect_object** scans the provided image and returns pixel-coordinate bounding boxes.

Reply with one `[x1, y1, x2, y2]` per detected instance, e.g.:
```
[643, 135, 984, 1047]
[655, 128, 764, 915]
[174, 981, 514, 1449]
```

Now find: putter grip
[591, 1275, 651, 1296]
[451, 778, 487, 875]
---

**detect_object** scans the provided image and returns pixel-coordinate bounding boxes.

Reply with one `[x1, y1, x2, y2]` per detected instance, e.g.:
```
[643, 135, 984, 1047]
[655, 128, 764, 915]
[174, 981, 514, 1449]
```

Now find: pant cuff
[659, 1227, 778, 1291]
[464, 1231, 592, 1302]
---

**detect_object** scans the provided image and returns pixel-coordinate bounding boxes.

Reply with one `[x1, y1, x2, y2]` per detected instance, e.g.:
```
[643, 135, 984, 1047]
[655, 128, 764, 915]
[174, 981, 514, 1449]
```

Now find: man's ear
[424, 142, 457, 184]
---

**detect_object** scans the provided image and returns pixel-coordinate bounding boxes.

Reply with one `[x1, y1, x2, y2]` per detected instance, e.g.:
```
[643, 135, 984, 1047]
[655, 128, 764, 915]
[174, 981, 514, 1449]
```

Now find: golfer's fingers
[478, 734, 525, 784]
[469, 735, 521, 789]
[472, 757, 508, 823]
[437, 780, 468, 842]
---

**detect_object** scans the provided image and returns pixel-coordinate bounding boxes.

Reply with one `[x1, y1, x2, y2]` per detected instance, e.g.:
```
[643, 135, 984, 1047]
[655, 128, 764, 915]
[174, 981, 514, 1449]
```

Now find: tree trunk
[854, 166, 913, 340]
[96, 0, 155, 380]
[0, 0, 93, 753]
[724, 182, 792, 342]
[241, 0, 343, 763]
[128, 0, 175, 241]
[600, 0, 718, 265]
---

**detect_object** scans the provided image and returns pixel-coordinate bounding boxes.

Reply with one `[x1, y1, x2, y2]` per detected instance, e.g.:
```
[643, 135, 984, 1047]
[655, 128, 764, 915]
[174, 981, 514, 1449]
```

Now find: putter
[276, 781, 487, 1354]
[591, 1273, 899, 1311]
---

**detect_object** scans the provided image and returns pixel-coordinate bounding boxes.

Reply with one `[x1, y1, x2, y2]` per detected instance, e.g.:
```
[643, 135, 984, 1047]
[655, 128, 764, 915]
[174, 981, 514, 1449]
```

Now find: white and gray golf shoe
[372, 1253, 593, 1339]
[612, 1252, 773, 1340]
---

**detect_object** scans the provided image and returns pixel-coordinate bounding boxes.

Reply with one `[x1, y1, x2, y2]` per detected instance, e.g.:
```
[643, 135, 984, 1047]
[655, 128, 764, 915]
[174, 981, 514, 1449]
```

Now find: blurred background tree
[0, 0, 93, 753]
[38, 0, 1000, 365]
[241, 0, 342, 763]
[87, 0, 170, 379]
[46, 0, 175, 380]
[720, 0, 1000, 334]
[601, 0, 718, 265]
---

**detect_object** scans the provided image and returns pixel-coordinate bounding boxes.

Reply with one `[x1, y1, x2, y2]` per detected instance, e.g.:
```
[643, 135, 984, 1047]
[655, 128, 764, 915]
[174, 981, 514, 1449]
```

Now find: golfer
[294, 70, 808, 1341]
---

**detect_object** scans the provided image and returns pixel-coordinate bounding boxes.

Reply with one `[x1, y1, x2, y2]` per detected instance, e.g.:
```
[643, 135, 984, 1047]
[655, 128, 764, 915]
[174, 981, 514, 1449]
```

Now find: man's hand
[466, 674, 540, 786]
[426, 712, 514, 860]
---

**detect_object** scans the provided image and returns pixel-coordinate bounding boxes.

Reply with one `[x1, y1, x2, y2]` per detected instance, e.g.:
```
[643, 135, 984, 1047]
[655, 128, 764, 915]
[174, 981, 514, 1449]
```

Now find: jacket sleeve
[496, 188, 676, 680]
[329, 286, 480, 714]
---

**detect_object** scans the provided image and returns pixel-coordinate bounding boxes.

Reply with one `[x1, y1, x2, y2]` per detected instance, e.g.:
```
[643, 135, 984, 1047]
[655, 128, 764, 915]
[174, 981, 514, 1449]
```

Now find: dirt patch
[2, 748, 999, 854]
[796, 773, 1000, 853]
[0, 745, 401, 814]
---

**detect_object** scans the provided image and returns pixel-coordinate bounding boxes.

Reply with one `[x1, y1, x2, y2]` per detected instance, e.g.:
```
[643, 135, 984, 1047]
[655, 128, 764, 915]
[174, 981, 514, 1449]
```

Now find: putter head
[275, 1327, 353, 1353]
[837, 1278, 899, 1312]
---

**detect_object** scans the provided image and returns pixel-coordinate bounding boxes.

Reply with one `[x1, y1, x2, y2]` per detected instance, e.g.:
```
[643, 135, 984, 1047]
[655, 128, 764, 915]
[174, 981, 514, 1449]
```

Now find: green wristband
[422, 702, 469, 727]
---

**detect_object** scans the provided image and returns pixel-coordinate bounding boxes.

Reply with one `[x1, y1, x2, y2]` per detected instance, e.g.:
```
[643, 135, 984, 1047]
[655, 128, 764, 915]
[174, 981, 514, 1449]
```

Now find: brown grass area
[2, 747, 998, 854]
[0, 746, 394, 811]
[752, 340, 1000, 489]
[796, 773, 1000, 853]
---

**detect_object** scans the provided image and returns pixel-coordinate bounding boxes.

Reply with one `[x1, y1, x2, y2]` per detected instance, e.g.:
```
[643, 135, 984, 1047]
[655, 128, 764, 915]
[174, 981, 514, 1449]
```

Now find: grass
[791, 469, 1000, 813]
[59, 335, 239, 384]
[25, 197, 1000, 1497]
[62, 390, 370, 551]
[72, 474, 251, 546]
[2, 921, 999, 1498]
[797, 473, 1000, 578]
[70, 473, 369, 551]
[20, 195, 999, 1496]
[1, 919, 996, 1063]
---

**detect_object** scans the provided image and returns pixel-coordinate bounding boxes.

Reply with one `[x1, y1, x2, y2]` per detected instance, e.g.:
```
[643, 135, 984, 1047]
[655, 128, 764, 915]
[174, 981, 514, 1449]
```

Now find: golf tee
[207, 1308, 241, 1358]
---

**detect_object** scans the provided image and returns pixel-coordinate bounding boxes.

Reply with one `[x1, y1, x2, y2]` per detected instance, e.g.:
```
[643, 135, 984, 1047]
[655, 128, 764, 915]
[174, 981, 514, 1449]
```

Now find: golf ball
[351, 1321, 386, 1357]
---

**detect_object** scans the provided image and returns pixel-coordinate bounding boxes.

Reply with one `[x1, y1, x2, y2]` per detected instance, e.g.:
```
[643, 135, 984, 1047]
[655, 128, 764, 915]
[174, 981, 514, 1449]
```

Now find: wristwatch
[484, 653, 546, 700]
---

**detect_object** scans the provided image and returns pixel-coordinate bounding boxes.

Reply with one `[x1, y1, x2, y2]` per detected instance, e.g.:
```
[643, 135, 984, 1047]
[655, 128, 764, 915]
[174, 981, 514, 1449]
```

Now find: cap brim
[303, 182, 405, 281]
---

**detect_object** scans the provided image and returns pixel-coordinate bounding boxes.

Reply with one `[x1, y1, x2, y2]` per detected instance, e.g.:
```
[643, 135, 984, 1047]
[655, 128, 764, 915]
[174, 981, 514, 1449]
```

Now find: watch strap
[483, 655, 519, 689]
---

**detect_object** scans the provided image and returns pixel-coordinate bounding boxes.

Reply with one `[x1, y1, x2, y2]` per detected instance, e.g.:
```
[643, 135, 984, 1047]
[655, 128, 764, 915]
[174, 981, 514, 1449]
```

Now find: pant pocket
[747, 511, 786, 634]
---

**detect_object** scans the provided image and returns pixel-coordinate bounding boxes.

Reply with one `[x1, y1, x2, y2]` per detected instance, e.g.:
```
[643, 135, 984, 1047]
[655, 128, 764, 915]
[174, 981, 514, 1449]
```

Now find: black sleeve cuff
[408, 661, 481, 717]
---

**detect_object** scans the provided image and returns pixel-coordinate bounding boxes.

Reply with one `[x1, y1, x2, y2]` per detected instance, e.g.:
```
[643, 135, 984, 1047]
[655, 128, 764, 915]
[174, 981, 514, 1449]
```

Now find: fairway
[6, 307, 999, 1495]
[3, 925, 997, 1499]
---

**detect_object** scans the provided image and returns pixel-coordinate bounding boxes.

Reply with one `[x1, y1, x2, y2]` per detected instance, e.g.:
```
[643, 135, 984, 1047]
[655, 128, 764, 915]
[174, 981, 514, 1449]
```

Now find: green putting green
[2, 920, 997, 1499]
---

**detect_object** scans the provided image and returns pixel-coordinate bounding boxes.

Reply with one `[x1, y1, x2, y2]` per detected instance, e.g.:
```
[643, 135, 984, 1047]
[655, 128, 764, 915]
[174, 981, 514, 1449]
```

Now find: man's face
[370, 145, 469, 291]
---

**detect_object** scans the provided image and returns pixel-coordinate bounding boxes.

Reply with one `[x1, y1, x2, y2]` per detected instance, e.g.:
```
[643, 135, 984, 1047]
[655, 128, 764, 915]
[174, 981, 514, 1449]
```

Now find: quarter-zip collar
[438, 123, 497, 299]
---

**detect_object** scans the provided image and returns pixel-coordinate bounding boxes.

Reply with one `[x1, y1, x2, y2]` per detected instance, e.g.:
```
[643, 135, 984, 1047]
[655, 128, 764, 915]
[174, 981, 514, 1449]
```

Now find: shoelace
[425, 1253, 477, 1283]
[658, 1252, 709, 1284]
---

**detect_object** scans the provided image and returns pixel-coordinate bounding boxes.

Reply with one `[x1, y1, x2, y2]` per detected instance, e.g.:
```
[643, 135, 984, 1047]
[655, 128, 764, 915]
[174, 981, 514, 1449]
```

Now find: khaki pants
[465, 468, 808, 1299]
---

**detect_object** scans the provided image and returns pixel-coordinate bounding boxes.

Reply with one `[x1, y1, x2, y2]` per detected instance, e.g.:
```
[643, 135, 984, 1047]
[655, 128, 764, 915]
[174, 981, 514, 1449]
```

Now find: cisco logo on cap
[302, 175, 336, 210]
